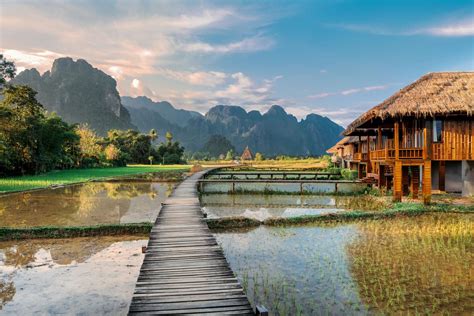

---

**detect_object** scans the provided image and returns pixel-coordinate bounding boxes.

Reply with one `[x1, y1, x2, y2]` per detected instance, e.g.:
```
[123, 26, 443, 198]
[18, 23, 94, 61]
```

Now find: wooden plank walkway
[129, 170, 254, 315]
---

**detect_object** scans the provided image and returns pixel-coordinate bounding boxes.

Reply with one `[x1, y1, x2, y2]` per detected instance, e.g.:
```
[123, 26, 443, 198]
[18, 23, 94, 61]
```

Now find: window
[433, 119, 443, 142]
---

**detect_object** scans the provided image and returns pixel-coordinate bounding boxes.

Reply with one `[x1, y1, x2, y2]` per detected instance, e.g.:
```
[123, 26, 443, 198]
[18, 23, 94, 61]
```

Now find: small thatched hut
[342, 71, 474, 203]
[241, 146, 253, 160]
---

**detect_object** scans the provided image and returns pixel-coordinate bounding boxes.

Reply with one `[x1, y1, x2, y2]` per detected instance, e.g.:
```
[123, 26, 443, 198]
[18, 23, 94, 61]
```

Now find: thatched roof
[326, 136, 362, 153]
[345, 72, 474, 135]
[241, 146, 253, 160]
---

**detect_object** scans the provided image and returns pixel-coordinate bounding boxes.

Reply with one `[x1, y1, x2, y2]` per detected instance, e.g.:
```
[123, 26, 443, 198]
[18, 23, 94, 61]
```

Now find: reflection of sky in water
[215, 225, 367, 315]
[202, 194, 346, 220]
[203, 206, 345, 221]
[0, 182, 175, 227]
[0, 237, 146, 315]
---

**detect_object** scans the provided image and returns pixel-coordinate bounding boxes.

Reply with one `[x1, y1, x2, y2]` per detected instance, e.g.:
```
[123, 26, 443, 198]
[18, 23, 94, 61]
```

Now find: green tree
[76, 125, 102, 165]
[0, 54, 16, 89]
[201, 135, 235, 158]
[0, 85, 79, 175]
[255, 152, 264, 161]
[165, 131, 173, 144]
[225, 149, 234, 160]
[149, 129, 158, 142]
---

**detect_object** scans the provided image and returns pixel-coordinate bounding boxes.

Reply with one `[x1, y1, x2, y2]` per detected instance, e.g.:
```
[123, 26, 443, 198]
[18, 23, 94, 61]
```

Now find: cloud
[157, 69, 227, 87]
[309, 84, 389, 99]
[329, 17, 474, 37]
[1, 1, 277, 80]
[421, 19, 474, 37]
[2, 49, 63, 74]
[157, 72, 285, 114]
[182, 35, 274, 53]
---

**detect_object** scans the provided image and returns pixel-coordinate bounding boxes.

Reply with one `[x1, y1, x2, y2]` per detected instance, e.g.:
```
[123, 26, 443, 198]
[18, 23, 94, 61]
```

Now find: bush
[327, 167, 341, 175]
[341, 168, 358, 180]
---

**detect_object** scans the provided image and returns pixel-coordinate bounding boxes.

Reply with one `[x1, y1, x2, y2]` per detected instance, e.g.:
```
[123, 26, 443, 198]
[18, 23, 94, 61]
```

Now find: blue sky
[1, 0, 473, 125]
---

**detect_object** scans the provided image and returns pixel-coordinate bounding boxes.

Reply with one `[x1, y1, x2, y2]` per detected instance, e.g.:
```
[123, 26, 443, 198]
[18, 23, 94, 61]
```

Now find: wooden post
[378, 165, 383, 188]
[422, 160, 432, 204]
[402, 166, 409, 196]
[439, 161, 446, 192]
[424, 120, 433, 160]
[377, 127, 382, 150]
[393, 160, 402, 202]
[366, 136, 372, 173]
[256, 306, 269, 316]
[394, 122, 400, 160]
[410, 166, 420, 199]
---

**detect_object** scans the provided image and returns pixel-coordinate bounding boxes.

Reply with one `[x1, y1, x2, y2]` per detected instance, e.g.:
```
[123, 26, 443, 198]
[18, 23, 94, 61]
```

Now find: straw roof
[326, 136, 359, 153]
[345, 72, 474, 135]
[241, 146, 253, 160]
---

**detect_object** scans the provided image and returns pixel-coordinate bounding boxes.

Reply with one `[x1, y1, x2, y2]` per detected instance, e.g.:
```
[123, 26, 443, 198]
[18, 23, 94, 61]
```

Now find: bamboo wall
[432, 120, 474, 160]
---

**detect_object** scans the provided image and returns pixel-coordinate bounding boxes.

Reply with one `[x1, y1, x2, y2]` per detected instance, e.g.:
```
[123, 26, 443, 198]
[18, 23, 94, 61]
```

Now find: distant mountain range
[124, 97, 343, 156]
[12, 57, 135, 134]
[12, 57, 343, 156]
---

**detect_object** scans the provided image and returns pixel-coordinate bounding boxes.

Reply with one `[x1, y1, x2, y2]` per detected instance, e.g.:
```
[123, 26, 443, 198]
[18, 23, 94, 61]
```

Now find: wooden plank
[129, 169, 253, 315]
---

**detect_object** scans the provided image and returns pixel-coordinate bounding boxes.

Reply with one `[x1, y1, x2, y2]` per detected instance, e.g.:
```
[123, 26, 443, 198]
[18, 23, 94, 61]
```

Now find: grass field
[193, 157, 328, 170]
[0, 164, 191, 193]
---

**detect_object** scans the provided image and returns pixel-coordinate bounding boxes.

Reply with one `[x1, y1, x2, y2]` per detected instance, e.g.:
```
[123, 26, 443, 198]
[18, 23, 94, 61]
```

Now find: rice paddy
[0, 165, 190, 193]
[214, 213, 474, 315]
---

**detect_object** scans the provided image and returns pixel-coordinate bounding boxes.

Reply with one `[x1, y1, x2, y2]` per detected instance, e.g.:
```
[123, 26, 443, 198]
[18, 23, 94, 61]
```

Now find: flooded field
[0, 181, 175, 227]
[0, 236, 147, 314]
[201, 193, 388, 220]
[214, 214, 474, 315]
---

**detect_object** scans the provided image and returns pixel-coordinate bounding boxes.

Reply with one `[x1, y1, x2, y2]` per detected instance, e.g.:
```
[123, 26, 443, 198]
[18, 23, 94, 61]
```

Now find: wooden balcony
[353, 153, 362, 161]
[399, 148, 423, 159]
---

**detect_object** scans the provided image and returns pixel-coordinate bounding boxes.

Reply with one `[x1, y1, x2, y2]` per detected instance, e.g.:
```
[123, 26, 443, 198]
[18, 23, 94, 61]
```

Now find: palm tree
[165, 131, 173, 144]
[149, 129, 158, 142]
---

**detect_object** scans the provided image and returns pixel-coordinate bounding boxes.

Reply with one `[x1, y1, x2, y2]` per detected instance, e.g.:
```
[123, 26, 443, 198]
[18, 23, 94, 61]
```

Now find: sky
[1, 0, 473, 126]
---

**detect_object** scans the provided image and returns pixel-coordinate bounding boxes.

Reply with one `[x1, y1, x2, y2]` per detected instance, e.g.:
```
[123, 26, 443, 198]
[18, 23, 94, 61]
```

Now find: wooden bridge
[207, 170, 340, 180]
[129, 170, 254, 315]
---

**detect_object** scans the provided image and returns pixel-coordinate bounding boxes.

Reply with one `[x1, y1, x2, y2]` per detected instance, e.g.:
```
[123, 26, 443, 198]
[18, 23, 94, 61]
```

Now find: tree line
[0, 55, 184, 176]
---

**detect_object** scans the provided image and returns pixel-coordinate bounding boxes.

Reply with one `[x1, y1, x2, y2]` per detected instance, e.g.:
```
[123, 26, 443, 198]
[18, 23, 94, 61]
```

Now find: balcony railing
[399, 148, 423, 159]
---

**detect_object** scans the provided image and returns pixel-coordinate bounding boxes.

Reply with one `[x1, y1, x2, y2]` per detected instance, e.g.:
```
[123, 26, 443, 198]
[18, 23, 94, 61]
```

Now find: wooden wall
[432, 120, 474, 160]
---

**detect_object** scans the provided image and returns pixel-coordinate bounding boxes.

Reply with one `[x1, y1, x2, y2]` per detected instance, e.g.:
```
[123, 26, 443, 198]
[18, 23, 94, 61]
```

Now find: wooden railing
[399, 148, 423, 159]
[353, 153, 362, 161]
[370, 149, 386, 160]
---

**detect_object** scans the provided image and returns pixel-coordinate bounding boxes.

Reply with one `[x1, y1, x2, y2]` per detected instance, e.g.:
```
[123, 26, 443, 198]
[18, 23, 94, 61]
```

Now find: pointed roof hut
[241, 146, 253, 160]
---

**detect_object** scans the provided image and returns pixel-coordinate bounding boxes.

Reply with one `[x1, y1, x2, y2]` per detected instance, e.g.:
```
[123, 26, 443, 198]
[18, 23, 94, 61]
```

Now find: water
[201, 193, 386, 220]
[0, 181, 175, 227]
[0, 236, 147, 315]
[201, 181, 366, 194]
[214, 214, 474, 315]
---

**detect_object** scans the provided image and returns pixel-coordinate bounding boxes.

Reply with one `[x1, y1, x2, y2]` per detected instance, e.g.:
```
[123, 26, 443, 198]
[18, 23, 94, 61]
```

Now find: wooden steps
[129, 170, 254, 315]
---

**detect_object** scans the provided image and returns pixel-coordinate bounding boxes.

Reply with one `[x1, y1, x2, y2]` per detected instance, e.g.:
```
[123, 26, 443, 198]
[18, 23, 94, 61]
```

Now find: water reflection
[201, 193, 387, 220]
[215, 225, 366, 315]
[0, 182, 175, 227]
[214, 214, 474, 315]
[348, 214, 474, 315]
[0, 236, 146, 314]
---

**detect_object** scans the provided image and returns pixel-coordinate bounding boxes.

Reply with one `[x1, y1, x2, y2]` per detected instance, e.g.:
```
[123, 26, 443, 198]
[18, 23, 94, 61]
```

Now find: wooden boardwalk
[129, 170, 254, 315]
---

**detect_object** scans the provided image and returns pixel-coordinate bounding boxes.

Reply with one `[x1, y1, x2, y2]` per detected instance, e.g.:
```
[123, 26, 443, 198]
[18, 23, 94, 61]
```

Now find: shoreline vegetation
[206, 202, 474, 229]
[4, 202, 470, 241]
[0, 223, 153, 241]
[0, 164, 190, 193]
